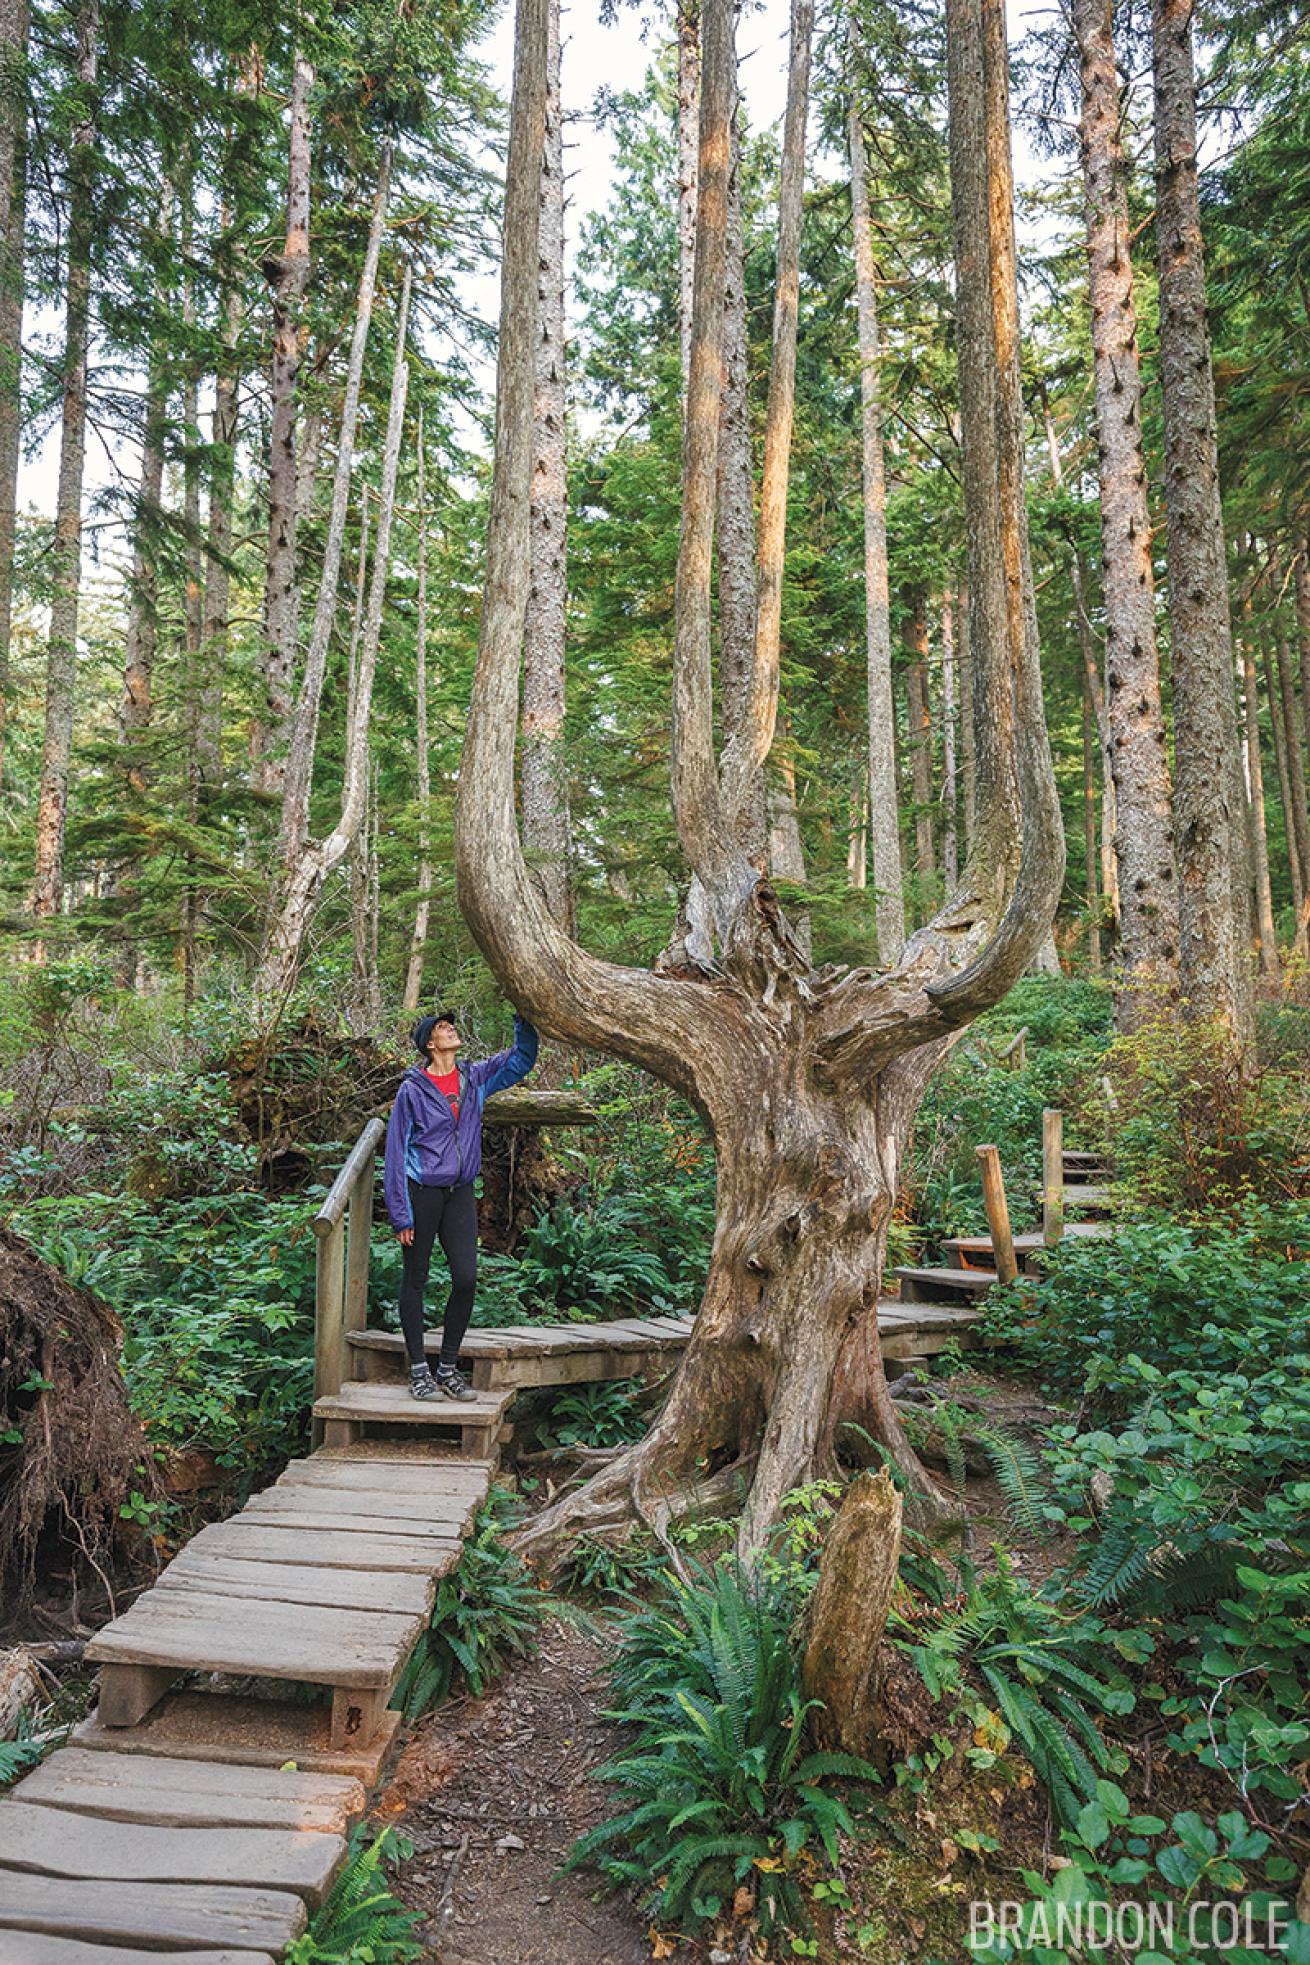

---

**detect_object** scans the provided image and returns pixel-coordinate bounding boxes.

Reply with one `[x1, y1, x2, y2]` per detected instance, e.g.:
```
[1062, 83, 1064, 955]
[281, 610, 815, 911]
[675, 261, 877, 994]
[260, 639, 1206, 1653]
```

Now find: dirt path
[376, 1622, 653, 1965]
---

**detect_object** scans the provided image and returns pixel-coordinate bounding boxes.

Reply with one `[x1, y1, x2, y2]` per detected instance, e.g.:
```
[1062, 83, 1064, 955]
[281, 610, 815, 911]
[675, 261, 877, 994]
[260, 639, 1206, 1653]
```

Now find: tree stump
[801, 1466, 903, 1756]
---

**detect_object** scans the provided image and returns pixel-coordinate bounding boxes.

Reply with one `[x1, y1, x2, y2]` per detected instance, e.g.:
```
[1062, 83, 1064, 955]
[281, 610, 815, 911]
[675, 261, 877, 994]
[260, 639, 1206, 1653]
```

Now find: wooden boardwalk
[0, 1138, 1111, 1956]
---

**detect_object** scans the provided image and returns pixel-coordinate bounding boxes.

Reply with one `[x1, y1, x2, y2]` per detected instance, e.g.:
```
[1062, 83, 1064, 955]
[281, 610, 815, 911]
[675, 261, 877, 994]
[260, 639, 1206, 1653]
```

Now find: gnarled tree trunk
[455, 0, 1062, 1566]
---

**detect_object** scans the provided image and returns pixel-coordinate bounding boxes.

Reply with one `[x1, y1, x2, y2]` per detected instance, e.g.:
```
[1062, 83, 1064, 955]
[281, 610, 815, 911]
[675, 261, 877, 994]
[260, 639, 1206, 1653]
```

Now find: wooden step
[0, 1873, 307, 1954]
[892, 1265, 998, 1303]
[346, 1314, 693, 1390]
[12, 1748, 365, 1836]
[86, 1585, 425, 1748]
[942, 1223, 1110, 1269]
[72, 1690, 402, 1785]
[311, 1378, 513, 1455]
[877, 1298, 982, 1360]
[0, 1803, 343, 1907]
[1062, 1149, 1108, 1170]
[0, 1935, 277, 1965]
[1038, 1182, 1114, 1214]
[183, 1514, 463, 1576]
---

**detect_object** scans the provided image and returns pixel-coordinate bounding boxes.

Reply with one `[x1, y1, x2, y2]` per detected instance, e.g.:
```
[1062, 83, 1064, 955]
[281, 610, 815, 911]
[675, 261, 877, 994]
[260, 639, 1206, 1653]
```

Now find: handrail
[314, 1116, 387, 1235]
[312, 1115, 386, 1442]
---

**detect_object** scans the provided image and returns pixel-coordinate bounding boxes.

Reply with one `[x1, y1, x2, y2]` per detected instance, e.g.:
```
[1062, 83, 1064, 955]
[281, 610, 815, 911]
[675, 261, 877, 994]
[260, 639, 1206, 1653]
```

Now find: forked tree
[455, 0, 1063, 1561]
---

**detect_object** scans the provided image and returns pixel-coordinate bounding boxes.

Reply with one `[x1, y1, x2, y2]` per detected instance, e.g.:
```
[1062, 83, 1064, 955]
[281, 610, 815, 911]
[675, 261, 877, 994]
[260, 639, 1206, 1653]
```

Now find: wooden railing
[312, 1116, 385, 1441]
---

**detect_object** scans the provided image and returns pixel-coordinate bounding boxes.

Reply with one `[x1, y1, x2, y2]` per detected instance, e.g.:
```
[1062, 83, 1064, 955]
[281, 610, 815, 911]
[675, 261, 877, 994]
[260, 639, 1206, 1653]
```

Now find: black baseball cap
[412, 1010, 458, 1055]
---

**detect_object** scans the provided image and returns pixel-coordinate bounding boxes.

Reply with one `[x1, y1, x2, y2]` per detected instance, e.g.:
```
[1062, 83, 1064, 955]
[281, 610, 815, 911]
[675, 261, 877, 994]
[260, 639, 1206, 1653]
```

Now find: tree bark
[1074, 0, 1178, 1021]
[1152, 0, 1251, 1041]
[801, 1466, 902, 1757]
[31, 0, 96, 933]
[1296, 543, 1310, 785]
[454, 0, 1063, 1566]
[1240, 636, 1279, 976]
[847, 764, 867, 889]
[521, 0, 573, 933]
[0, 0, 28, 794]
[274, 150, 391, 879]
[254, 48, 312, 796]
[198, 254, 241, 794]
[403, 414, 433, 1016]
[258, 256, 410, 1005]
[849, 52, 906, 965]
[117, 340, 166, 793]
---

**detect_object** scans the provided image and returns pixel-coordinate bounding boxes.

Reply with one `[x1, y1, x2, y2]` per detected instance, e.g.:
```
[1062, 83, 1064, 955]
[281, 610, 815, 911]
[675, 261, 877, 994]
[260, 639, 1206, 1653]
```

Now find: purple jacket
[383, 1016, 539, 1229]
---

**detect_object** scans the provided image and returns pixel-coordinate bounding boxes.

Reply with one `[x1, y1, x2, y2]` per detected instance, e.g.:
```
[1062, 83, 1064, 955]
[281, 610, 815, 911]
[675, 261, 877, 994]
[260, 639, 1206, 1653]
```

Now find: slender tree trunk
[1264, 638, 1305, 922]
[1274, 623, 1310, 900]
[31, 0, 96, 933]
[849, 51, 905, 963]
[258, 258, 410, 1006]
[0, 0, 28, 793]
[847, 764, 867, 889]
[1082, 668, 1102, 971]
[349, 757, 382, 1031]
[118, 345, 166, 792]
[521, 0, 573, 932]
[254, 49, 312, 795]
[904, 592, 935, 882]
[1152, 0, 1251, 1039]
[403, 416, 432, 1015]
[198, 276, 240, 790]
[957, 570, 976, 851]
[720, 0, 814, 833]
[1241, 638, 1279, 975]
[717, 97, 766, 862]
[1295, 542, 1310, 782]
[677, 0, 699, 396]
[274, 152, 391, 878]
[941, 590, 959, 887]
[1073, 0, 1177, 1020]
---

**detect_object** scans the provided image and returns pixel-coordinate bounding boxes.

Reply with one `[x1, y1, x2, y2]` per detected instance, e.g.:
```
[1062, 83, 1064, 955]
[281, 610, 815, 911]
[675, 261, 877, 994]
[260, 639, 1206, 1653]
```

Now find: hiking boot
[435, 1364, 477, 1402]
[409, 1364, 442, 1401]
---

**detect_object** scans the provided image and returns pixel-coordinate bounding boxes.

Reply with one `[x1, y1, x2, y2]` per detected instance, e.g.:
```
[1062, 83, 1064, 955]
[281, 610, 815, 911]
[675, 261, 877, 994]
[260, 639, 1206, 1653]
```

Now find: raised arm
[476, 1014, 539, 1097]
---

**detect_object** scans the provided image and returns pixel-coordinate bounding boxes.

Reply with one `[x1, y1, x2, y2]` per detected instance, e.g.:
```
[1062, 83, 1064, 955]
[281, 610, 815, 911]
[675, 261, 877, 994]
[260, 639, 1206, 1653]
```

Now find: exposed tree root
[510, 1442, 757, 1578]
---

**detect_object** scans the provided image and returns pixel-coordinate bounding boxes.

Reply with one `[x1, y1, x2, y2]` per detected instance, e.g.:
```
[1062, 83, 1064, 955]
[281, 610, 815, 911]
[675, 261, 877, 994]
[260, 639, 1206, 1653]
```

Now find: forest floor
[376, 1621, 650, 1965]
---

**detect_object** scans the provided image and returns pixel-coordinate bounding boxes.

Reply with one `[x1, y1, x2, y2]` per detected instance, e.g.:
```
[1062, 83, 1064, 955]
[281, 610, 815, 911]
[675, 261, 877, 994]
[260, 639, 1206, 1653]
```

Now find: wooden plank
[311, 1379, 512, 1422]
[0, 1934, 276, 1965]
[86, 1590, 422, 1689]
[276, 1457, 489, 1495]
[0, 1804, 343, 1908]
[975, 1144, 1019, 1284]
[97, 1663, 176, 1729]
[73, 1694, 402, 1784]
[13, 1749, 364, 1835]
[488, 1348, 667, 1392]
[184, 1517, 460, 1575]
[0, 1872, 307, 1951]
[243, 1484, 479, 1527]
[156, 1553, 435, 1619]
[237, 1503, 473, 1542]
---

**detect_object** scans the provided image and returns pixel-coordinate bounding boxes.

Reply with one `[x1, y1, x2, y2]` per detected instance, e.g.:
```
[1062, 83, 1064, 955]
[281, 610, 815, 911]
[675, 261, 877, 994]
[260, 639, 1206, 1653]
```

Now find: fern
[285, 1827, 424, 1965]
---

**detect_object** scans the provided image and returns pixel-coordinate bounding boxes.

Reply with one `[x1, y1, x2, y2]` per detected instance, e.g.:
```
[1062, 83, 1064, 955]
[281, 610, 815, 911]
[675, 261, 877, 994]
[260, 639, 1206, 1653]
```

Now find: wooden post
[345, 1156, 374, 1337]
[1042, 1107, 1064, 1249]
[975, 1143, 1019, 1284]
[313, 1215, 347, 1448]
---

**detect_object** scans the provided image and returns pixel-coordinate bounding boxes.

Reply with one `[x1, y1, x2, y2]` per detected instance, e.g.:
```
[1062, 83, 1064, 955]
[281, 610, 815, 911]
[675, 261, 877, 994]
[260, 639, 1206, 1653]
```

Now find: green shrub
[13, 1188, 320, 1471]
[567, 1557, 880, 1947]
[392, 1490, 549, 1718]
[981, 1210, 1310, 1401]
[531, 1376, 652, 1452]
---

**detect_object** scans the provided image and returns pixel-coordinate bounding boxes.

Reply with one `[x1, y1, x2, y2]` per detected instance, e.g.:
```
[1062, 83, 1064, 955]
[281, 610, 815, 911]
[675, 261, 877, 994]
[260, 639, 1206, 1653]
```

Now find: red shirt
[425, 1066, 460, 1120]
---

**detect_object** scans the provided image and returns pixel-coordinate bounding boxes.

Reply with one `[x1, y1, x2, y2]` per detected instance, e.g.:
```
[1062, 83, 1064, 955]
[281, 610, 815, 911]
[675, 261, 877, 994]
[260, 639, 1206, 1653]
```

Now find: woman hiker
[383, 1008, 539, 1401]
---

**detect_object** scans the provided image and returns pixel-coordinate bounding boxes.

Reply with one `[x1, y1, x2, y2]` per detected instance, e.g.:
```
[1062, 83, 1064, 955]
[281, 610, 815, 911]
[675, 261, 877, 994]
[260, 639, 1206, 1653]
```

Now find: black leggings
[398, 1179, 479, 1369]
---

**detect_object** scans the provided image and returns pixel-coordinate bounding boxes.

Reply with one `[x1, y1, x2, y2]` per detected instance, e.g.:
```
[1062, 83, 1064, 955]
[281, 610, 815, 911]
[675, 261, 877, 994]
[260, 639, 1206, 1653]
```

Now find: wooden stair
[347, 1313, 694, 1390]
